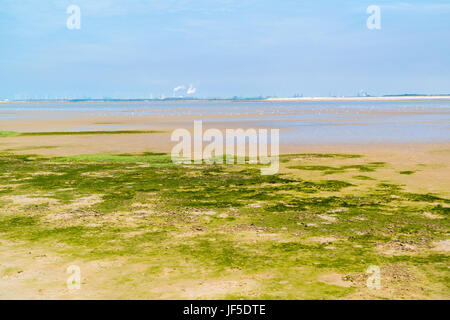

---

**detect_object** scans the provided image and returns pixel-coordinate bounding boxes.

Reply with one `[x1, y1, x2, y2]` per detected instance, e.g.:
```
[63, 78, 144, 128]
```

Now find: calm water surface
[1, 100, 449, 143]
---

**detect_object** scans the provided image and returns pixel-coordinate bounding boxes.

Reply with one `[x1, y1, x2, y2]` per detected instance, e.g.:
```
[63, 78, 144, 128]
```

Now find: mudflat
[0, 104, 448, 299]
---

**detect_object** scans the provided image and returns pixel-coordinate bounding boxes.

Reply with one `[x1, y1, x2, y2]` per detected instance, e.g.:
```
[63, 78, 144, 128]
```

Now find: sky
[0, 0, 449, 99]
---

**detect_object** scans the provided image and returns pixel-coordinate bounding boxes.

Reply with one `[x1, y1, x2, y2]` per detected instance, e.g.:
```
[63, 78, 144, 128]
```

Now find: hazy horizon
[3, 93, 450, 102]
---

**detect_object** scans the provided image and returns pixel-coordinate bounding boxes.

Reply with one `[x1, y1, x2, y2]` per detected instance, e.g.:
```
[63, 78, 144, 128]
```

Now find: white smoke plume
[173, 85, 186, 94]
[187, 85, 196, 95]
[173, 84, 197, 96]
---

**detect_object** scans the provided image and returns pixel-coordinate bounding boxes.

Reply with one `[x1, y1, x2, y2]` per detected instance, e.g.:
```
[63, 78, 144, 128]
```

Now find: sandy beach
[266, 96, 450, 102]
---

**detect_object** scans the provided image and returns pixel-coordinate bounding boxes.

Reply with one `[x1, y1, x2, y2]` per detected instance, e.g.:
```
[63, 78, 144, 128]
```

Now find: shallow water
[1, 100, 449, 143]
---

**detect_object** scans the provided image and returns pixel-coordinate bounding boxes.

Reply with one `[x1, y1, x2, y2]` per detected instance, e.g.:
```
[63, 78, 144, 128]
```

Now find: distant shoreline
[2, 95, 450, 104]
[266, 95, 450, 102]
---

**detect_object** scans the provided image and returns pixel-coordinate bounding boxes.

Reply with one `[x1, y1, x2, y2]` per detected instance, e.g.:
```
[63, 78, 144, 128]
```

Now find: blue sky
[1, 0, 449, 99]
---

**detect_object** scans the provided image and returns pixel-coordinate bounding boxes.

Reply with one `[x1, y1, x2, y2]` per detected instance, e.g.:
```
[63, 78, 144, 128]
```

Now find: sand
[266, 96, 450, 102]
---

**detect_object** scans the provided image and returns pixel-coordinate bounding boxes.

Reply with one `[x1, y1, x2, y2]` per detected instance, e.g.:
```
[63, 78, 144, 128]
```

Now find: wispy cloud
[383, 2, 450, 11]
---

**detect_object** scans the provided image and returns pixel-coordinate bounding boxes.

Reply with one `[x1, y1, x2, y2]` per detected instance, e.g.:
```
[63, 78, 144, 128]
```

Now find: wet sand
[1, 100, 449, 198]
[0, 113, 449, 198]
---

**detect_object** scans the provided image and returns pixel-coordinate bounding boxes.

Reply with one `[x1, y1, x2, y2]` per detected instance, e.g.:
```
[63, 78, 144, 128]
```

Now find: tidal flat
[0, 149, 448, 299]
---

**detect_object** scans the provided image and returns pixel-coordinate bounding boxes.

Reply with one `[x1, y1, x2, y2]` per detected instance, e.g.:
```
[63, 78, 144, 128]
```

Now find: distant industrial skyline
[4, 93, 450, 103]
